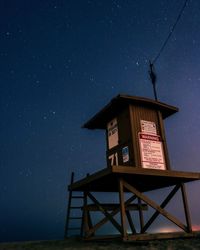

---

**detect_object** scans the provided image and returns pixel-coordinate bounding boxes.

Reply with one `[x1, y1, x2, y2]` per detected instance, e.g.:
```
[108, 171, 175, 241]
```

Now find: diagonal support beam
[126, 210, 136, 234]
[123, 181, 188, 232]
[141, 184, 181, 233]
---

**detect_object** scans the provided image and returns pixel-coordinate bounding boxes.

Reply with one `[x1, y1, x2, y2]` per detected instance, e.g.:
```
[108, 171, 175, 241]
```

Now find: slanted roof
[83, 94, 179, 129]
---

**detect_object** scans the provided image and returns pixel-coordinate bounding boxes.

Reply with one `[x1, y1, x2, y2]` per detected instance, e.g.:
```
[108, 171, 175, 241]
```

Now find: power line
[149, 0, 190, 101]
[152, 0, 190, 64]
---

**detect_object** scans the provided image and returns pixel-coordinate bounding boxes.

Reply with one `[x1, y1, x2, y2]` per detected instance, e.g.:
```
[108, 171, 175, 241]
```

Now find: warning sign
[141, 120, 157, 135]
[139, 133, 166, 170]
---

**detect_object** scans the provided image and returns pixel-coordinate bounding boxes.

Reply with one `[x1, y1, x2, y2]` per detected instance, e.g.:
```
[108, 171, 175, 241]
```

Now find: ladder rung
[65, 173, 84, 237]
[69, 217, 82, 220]
[68, 227, 81, 230]
[72, 196, 84, 199]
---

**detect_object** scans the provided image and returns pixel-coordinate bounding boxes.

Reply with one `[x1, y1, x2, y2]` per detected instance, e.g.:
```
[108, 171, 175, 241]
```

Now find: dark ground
[1, 237, 200, 250]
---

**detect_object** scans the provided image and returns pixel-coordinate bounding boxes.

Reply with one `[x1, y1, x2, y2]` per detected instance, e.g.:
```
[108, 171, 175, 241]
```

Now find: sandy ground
[1, 237, 200, 250]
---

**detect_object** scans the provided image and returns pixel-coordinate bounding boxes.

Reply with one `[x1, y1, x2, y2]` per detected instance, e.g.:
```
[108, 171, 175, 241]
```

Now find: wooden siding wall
[106, 107, 134, 167]
[129, 104, 170, 169]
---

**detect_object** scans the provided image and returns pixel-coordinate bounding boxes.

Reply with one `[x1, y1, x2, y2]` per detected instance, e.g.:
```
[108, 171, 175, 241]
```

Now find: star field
[1, 0, 200, 242]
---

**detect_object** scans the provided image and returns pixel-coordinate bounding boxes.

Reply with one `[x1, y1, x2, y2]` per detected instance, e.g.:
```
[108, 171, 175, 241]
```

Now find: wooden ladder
[64, 172, 84, 238]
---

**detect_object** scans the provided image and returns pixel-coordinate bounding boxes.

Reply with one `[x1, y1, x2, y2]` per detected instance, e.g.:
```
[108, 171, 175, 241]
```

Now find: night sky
[1, 0, 200, 243]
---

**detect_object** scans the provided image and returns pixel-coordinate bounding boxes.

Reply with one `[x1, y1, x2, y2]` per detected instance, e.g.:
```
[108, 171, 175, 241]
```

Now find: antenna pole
[149, 61, 158, 101]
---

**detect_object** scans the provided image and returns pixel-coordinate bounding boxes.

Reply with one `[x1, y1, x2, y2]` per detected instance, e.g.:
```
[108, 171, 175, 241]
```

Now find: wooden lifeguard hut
[65, 94, 200, 241]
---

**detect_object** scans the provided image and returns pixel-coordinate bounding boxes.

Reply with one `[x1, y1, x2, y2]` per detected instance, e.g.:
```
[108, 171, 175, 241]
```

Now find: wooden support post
[138, 198, 144, 233]
[82, 191, 90, 237]
[180, 183, 192, 233]
[82, 189, 93, 237]
[123, 180, 188, 232]
[118, 178, 127, 239]
[141, 184, 180, 233]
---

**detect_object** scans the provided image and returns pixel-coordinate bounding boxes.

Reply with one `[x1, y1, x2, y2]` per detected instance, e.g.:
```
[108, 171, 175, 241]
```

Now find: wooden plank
[119, 178, 127, 238]
[87, 211, 93, 229]
[84, 203, 148, 211]
[70, 167, 111, 191]
[82, 191, 89, 237]
[70, 166, 200, 192]
[125, 231, 198, 241]
[129, 104, 140, 166]
[126, 210, 136, 234]
[111, 166, 200, 179]
[123, 180, 188, 232]
[181, 183, 192, 232]
[157, 110, 171, 170]
[138, 198, 144, 232]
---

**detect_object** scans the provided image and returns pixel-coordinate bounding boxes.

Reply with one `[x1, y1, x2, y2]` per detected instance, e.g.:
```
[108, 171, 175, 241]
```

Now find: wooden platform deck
[70, 166, 200, 192]
[68, 166, 200, 241]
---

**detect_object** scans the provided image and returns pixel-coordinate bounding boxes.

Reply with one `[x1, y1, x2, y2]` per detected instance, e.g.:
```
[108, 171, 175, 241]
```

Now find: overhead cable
[152, 0, 190, 64]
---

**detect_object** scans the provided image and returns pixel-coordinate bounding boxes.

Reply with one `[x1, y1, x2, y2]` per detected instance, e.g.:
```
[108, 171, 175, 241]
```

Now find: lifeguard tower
[65, 94, 200, 241]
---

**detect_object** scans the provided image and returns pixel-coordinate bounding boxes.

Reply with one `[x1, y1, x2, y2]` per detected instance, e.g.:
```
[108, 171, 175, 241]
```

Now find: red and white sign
[139, 133, 166, 170]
